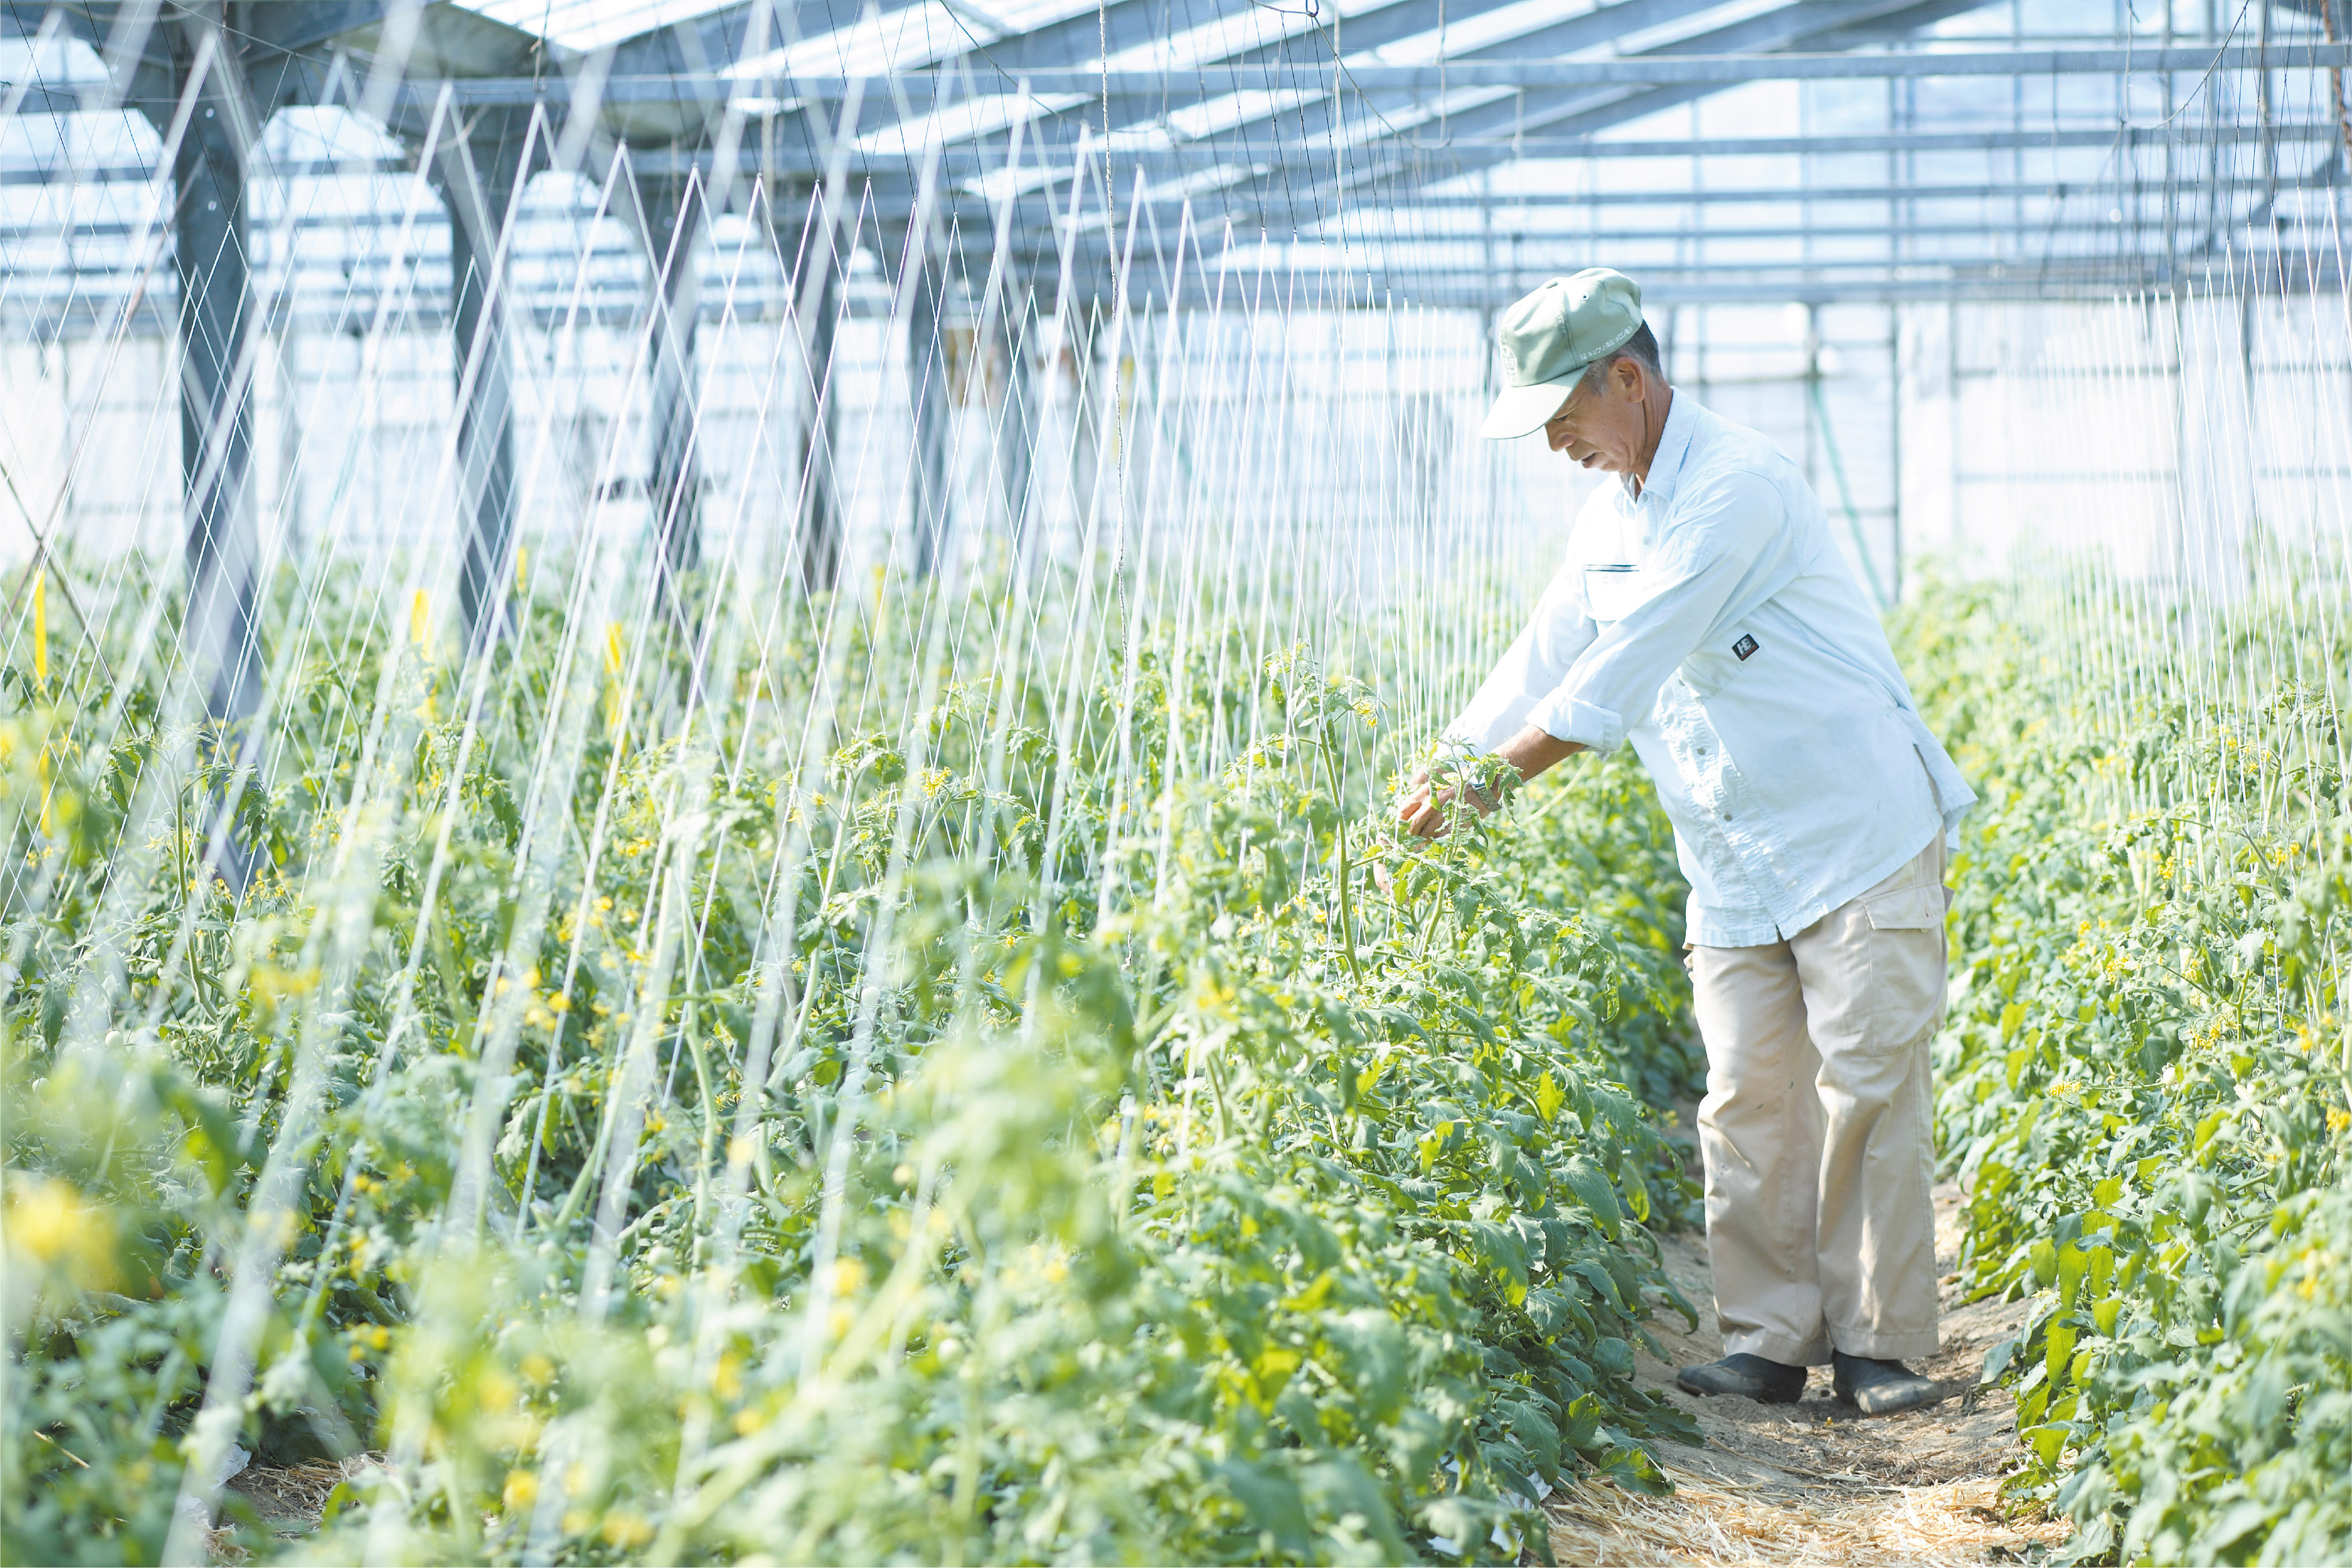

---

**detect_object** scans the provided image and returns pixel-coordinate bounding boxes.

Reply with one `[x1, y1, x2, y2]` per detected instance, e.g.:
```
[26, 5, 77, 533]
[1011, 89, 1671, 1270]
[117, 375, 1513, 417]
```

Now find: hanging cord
[1406, 0, 1451, 150]
[1100, 0, 1116, 303]
[1437, 0, 1447, 147]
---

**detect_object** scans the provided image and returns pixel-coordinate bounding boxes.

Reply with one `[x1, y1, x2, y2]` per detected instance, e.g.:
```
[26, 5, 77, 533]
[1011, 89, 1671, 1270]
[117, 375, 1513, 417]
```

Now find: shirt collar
[1624, 389, 1696, 509]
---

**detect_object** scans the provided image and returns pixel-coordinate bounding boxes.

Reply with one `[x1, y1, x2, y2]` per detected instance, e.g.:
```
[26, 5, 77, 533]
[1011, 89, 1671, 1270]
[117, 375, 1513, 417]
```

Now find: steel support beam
[895, 0, 1727, 163]
[6, 125, 2343, 193]
[435, 111, 531, 651]
[1363, 273, 2352, 304]
[698, 0, 2019, 258]
[994, 285, 1038, 559]
[797, 261, 843, 594]
[1325, 218, 2265, 240]
[1332, 176, 2328, 206]
[740, 40, 2352, 97]
[13, 176, 2338, 254]
[907, 270, 951, 579]
[158, 7, 261, 815]
[636, 170, 706, 601]
[202, 40, 2351, 108]
[606, 118, 2352, 174]
[1184, 0, 2001, 238]
[1055, 0, 1655, 141]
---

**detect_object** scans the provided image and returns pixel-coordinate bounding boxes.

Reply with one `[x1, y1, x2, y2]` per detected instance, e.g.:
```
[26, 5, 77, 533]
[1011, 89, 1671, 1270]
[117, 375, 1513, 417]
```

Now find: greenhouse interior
[3, 0, 2349, 1562]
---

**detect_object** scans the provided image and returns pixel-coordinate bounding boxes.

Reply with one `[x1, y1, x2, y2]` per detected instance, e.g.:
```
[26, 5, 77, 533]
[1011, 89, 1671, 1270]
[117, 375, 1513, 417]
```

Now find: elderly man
[1397, 270, 1974, 1416]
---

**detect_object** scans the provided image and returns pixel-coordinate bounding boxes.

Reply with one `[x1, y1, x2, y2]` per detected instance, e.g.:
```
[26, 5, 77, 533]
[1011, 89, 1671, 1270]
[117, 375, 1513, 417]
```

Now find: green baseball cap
[1478, 269, 1645, 440]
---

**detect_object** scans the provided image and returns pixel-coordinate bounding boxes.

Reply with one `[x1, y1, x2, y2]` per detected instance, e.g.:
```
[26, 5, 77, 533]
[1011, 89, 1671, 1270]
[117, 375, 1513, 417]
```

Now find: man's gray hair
[1578, 321, 1664, 390]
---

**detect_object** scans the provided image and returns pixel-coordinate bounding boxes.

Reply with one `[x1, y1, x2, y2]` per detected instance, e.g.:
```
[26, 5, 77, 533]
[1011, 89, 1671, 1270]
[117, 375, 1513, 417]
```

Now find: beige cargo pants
[1685, 835, 1948, 1367]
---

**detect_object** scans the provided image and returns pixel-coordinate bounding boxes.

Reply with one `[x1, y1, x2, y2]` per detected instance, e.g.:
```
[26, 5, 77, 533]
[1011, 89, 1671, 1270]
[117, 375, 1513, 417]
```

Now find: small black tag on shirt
[1733, 633, 1760, 661]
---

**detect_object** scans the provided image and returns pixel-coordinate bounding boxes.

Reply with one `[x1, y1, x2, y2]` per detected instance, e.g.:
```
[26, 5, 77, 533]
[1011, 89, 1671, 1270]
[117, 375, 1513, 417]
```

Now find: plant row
[3, 563, 1704, 1565]
[1899, 577, 2351, 1566]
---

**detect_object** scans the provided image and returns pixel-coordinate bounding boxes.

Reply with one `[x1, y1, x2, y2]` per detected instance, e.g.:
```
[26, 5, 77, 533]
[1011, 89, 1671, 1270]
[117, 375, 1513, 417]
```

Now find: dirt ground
[1542, 1174, 2068, 1567]
[212, 1454, 378, 1560]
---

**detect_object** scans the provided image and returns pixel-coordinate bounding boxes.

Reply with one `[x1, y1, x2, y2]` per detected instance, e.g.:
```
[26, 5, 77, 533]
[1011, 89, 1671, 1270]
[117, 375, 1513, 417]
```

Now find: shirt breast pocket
[1582, 564, 1649, 623]
[1682, 626, 1763, 698]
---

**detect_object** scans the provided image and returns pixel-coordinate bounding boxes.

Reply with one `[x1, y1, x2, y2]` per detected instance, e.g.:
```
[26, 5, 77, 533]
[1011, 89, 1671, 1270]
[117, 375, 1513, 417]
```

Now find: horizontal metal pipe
[320, 41, 2352, 103]
[1323, 219, 2301, 240]
[840, 41, 2352, 94]
[612, 120, 2352, 172]
[1325, 272, 2350, 305]
[1321, 177, 2325, 206]
[18, 203, 2297, 249]
[1, 159, 2323, 212]
[5, 268, 2334, 326]
[19, 42, 2344, 119]
[1, 127, 2339, 202]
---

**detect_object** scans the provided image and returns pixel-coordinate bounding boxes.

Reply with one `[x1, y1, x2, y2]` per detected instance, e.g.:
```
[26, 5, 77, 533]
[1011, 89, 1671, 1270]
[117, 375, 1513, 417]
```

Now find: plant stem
[1319, 733, 1364, 985]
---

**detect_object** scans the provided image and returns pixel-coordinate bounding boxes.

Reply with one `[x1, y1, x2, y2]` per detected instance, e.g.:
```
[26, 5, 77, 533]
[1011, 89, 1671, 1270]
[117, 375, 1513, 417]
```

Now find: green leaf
[2023, 1422, 2070, 1468]
[1596, 1445, 1671, 1495]
[2057, 1242, 2090, 1308]
[1217, 1460, 1311, 1559]
[1562, 1156, 1623, 1242]
[2045, 1322, 2080, 1388]
[1534, 1071, 1565, 1125]
[1468, 1220, 1530, 1296]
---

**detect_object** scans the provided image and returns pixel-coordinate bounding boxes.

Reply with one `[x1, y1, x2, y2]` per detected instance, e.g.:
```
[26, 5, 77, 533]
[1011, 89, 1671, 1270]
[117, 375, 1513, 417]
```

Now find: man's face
[1542, 357, 1651, 474]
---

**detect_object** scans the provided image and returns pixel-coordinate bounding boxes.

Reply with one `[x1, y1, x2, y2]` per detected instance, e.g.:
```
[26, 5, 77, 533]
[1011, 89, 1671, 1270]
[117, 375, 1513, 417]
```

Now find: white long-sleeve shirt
[1445, 393, 1976, 948]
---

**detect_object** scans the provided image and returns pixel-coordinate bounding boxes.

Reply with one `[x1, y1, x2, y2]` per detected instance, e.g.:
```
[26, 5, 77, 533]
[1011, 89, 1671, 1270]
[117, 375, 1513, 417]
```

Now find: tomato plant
[3, 564, 1704, 1565]
[1897, 576, 2351, 1566]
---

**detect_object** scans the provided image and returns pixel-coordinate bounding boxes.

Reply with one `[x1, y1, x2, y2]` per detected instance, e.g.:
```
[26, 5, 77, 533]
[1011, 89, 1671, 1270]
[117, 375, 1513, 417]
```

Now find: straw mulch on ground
[227, 1453, 383, 1524]
[209, 1453, 384, 1561]
[1547, 1459, 2067, 1566]
[1545, 1178, 2071, 1566]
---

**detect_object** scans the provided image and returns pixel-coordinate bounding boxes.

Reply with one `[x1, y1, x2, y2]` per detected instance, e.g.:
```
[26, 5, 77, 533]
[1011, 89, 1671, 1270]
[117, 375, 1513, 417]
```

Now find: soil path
[1544, 1179, 2065, 1566]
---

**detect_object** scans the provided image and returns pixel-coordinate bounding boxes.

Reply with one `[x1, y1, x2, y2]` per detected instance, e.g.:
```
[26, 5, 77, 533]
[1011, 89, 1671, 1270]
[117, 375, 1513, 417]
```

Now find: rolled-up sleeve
[1441, 555, 1597, 751]
[1522, 473, 1783, 751]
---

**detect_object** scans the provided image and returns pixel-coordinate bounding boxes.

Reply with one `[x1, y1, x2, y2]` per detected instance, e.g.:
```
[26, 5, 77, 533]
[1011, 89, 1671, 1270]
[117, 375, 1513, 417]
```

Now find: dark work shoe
[1674, 1353, 1807, 1404]
[1832, 1352, 1944, 1415]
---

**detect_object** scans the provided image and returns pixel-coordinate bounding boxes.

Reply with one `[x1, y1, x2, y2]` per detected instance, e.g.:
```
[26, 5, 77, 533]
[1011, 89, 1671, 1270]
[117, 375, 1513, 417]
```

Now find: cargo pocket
[1860, 882, 1948, 1052]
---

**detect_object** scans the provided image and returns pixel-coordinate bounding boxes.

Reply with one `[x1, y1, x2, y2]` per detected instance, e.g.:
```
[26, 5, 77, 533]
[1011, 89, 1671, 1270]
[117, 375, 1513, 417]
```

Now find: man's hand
[1395, 727, 1586, 840]
[1394, 768, 1502, 839]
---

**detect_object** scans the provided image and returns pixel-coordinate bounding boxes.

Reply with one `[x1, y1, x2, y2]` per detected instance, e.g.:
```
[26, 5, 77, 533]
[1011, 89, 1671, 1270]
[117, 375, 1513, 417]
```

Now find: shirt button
[1721, 812, 1733, 821]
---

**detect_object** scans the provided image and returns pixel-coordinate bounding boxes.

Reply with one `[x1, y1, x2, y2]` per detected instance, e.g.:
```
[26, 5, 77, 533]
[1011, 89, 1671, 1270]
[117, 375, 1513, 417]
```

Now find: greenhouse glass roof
[3, 0, 2346, 323]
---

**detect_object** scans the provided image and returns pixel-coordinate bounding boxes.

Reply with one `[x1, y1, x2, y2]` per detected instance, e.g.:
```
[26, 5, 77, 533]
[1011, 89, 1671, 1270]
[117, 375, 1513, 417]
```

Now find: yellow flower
[601, 1511, 654, 1549]
[503, 1471, 538, 1511]
[3, 1175, 119, 1291]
